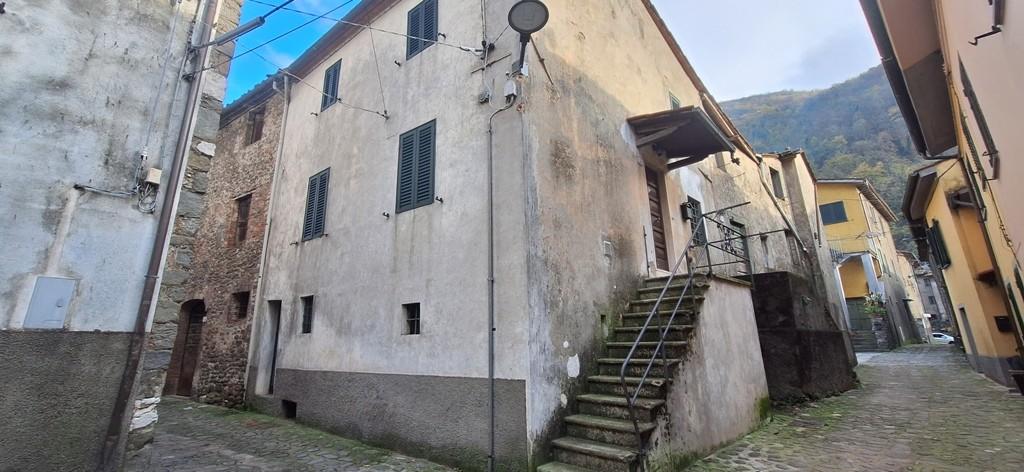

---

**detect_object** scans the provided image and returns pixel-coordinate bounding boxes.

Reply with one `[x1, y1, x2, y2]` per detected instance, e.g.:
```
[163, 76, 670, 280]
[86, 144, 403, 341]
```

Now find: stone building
[862, 0, 1024, 389]
[0, 0, 240, 469]
[162, 76, 285, 408]
[215, 0, 858, 470]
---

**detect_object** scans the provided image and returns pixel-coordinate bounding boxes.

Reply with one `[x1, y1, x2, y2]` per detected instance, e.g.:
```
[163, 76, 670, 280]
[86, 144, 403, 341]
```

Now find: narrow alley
[690, 345, 1024, 471]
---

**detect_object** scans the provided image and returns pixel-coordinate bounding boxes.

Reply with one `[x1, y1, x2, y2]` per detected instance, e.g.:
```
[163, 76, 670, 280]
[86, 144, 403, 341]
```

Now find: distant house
[862, 0, 1024, 389]
[817, 179, 920, 350]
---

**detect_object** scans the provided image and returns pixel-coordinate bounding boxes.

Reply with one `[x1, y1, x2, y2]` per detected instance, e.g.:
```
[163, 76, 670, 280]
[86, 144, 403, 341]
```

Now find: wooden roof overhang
[627, 107, 736, 170]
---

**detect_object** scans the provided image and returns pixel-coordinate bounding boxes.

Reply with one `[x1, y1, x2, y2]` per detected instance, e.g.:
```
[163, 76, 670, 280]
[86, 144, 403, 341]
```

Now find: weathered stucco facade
[0, 0, 239, 469]
[223, 0, 867, 470]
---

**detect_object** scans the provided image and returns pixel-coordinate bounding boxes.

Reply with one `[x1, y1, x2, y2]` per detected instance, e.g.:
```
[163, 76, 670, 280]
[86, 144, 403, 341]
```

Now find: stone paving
[688, 344, 1024, 472]
[126, 397, 453, 472]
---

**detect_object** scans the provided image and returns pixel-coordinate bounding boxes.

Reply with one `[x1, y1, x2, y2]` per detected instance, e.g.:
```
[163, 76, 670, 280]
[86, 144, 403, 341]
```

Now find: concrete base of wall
[0, 330, 134, 472]
[254, 369, 528, 471]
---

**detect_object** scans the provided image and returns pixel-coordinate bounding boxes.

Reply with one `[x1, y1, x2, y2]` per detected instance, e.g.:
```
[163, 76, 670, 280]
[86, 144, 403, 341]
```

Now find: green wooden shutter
[407, 4, 423, 58]
[397, 131, 417, 212]
[321, 61, 341, 111]
[406, 0, 437, 59]
[302, 175, 317, 240]
[313, 170, 329, 237]
[302, 169, 330, 240]
[396, 122, 436, 213]
[414, 122, 435, 206]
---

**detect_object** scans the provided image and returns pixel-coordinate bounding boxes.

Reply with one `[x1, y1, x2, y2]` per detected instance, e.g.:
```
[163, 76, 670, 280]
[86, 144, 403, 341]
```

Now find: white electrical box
[145, 168, 163, 185]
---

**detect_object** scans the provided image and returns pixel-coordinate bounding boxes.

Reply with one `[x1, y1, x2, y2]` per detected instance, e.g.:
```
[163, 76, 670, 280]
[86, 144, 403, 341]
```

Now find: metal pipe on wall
[100, 0, 218, 469]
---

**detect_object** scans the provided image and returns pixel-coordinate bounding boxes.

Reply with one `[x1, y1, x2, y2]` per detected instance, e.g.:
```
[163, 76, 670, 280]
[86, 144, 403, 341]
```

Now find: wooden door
[646, 168, 670, 271]
[176, 312, 205, 396]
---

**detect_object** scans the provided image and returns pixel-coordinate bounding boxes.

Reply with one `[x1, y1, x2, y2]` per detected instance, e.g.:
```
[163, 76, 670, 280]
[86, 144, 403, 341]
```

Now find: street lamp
[508, 0, 549, 73]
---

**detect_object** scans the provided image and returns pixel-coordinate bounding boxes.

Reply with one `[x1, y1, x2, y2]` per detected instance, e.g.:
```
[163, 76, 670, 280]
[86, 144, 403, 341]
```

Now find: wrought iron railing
[620, 202, 751, 465]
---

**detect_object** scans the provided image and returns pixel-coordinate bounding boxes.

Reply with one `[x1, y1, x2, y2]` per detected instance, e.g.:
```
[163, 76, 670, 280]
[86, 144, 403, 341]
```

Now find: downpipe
[486, 93, 518, 472]
[100, 0, 217, 469]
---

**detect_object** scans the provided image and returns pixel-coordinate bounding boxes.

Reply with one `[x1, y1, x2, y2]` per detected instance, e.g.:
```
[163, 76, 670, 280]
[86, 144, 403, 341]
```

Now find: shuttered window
[302, 169, 330, 241]
[820, 202, 848, 225]
[960, 60, 998, 176]
[406, 0, 438, 59]
[321, 60, 342, 111]
[928, 220, 951, 269]
[396, 121, 436, 213]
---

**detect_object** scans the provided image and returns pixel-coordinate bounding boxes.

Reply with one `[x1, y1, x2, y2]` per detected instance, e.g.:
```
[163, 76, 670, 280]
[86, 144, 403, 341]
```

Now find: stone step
[566, 414, 655, 448]
[551, 437, 638, 472]
[618, 310, 697, 327]
[577, 394, 665, 422]
[606, 340, 689, 359]
[612, 325, 694, 342]
[587, 375, 667, 399]
[628, 295, 705, 312]
[596, 358, 681, 377]
[537, 462, 595, 472]
[641, 274, 707, 289]
[636, 280, 709, 297]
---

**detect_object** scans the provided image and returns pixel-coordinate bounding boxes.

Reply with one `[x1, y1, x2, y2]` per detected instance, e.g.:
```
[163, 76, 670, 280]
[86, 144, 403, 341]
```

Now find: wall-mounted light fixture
[508, 0, 549, 74]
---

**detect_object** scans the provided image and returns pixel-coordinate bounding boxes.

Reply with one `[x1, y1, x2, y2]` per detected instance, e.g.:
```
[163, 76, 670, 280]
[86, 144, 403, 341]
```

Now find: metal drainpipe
[487, 94, 518, 472]
[99, 0, 217, 469]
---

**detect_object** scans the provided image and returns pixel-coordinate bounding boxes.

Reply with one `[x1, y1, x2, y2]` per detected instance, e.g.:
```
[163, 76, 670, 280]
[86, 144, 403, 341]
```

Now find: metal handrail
[619, 202, 750, 464]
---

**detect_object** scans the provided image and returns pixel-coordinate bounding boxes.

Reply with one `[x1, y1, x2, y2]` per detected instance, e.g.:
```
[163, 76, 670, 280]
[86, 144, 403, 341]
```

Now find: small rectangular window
[669, 93, 681, 110]
[403, 303, 421, 335]
[301, 296, 314, 334]
[247, 107, 265, 144]
[820, 202, 848, 225]
[232, 291, 251, 319]
[302, 169, 330, 241]
[684, 197, 706, 245]
[235, 194, 252, 244]
[321, 60, 342, 111]
[406, 0, 438, 59]
[770, 168, 785, 199]
[396, 121, 436, 213]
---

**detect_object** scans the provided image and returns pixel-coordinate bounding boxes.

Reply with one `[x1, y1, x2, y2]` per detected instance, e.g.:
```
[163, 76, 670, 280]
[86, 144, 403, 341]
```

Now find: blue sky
[225, 0, 882, 103]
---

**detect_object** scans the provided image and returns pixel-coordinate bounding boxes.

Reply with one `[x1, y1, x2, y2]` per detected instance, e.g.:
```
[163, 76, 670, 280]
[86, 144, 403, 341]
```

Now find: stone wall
[190, 84, 284, 407]
[126, 0, 244, 460]
[745, 272, 857, 403]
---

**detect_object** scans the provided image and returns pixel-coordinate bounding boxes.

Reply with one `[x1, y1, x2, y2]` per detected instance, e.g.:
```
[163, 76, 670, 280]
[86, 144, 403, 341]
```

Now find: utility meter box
[145, 168, 163, 185]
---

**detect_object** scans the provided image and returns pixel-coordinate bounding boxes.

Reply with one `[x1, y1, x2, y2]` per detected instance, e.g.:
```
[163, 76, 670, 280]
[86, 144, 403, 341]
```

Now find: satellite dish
[509, 0, 549, 36]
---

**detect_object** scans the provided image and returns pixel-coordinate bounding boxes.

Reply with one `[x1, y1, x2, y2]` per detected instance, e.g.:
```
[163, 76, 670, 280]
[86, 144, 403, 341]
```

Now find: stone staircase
[538, 274, 710, 472]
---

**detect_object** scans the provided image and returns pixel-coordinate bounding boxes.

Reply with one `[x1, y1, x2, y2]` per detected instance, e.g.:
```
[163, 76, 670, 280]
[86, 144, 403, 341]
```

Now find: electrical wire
[245, 0, 484, 54]
[202, 0, 360, 74]
[250, 50, 388, 118]
[368, 28, 388, 115]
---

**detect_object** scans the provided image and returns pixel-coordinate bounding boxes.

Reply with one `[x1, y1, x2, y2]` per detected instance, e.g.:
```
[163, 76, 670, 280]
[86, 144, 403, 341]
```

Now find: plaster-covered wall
[650, 279, 769, 465]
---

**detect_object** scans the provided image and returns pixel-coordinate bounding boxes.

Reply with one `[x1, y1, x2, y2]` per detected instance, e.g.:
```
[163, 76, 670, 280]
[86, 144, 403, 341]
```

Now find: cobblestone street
[689, 345, 1024, 471]
[126, 397, 453, 472]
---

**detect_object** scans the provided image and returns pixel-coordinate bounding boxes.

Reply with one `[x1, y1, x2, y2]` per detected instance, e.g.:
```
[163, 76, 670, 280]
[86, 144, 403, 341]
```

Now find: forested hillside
[722, 65, 917, 248]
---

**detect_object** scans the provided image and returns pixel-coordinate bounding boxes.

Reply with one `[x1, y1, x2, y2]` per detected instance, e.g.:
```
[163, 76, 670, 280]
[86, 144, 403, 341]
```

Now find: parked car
[931, 332, 955, 344]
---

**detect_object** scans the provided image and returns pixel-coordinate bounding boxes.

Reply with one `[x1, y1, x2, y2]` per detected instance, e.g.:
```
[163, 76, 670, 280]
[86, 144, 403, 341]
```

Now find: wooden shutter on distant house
[396, 121, 436, 213]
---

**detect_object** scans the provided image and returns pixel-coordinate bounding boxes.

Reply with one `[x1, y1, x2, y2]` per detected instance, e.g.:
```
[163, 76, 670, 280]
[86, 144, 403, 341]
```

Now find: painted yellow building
[817, 180, 920, 351]
[862, 0, 1024, 388]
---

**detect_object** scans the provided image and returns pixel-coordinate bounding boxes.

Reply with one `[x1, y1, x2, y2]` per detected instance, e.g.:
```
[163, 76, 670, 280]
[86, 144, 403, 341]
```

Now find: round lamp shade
[509, 0, 549, 35]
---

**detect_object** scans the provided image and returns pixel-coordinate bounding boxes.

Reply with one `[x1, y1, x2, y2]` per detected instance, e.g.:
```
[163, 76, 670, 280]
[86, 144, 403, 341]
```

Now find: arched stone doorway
[164, 299, 206, 396]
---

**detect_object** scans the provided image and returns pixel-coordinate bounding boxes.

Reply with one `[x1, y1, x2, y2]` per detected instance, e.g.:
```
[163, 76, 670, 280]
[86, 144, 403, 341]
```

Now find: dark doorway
[645, 167, 669, 271]
[267, 300, 282, 395]
[164, 299, 206, 396]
